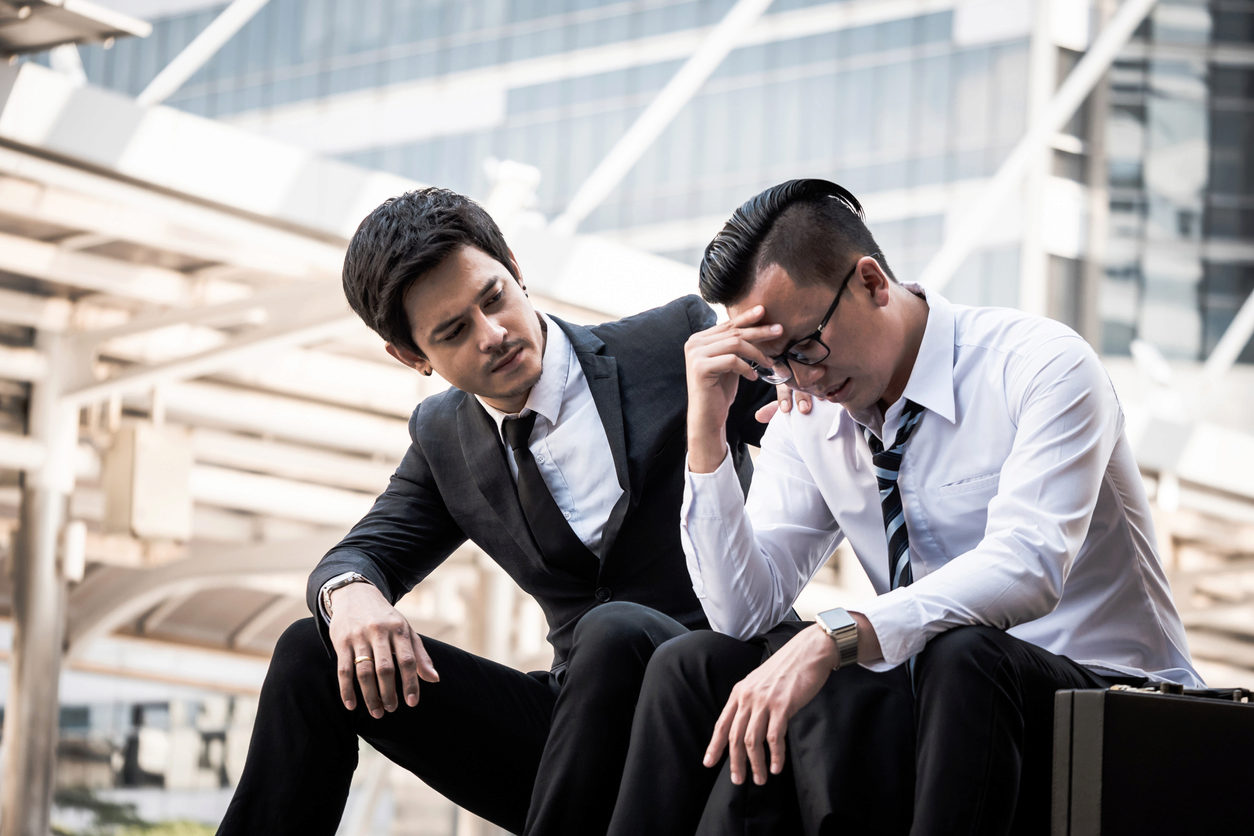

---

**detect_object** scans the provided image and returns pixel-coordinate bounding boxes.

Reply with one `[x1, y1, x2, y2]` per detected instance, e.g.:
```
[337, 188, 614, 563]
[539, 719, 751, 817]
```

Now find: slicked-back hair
[698, 179, 893, 305]
[342, 188, 520, 355]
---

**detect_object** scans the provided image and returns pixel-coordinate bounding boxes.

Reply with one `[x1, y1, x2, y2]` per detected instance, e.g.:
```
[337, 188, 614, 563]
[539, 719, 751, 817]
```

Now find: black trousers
[910, 625, 1129, 836]
[216, 601, 689, 836]
[608, 622, 917, 836]
[609, 623, 1134, 836]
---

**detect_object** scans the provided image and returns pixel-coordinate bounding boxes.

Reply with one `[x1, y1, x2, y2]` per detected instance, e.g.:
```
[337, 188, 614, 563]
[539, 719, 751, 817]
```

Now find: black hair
[698, 178, 893, 305]
[342, 187, 520, 355]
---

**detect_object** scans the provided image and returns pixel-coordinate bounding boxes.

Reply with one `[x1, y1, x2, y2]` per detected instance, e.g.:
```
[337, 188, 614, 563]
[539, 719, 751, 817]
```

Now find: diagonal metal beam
[137, 0, 272, 106]
[918, 0, 1159, 291]
[1204, 288, 1254, 383]
[551, 0, 776, 235]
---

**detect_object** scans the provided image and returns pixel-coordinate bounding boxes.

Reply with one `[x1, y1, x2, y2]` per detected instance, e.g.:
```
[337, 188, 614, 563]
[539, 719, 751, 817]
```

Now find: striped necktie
[863, 400, 926, 590]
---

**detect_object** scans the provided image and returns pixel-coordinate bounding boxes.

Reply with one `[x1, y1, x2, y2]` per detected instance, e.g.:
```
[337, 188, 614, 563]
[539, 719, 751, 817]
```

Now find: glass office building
[69, 1, 1253, 367]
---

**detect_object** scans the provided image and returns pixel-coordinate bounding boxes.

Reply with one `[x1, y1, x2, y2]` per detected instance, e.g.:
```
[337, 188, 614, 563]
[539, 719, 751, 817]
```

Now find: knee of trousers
[641, 629, 751, 694]
[265, 617, 336, 691]
[568, 601, 677, 661]
[914, 625, 1019, 696]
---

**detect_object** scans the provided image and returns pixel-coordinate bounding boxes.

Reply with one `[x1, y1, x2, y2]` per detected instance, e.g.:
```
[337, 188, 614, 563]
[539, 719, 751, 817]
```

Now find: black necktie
[863, 400, 926, 590]
[502, 412, 595, 570]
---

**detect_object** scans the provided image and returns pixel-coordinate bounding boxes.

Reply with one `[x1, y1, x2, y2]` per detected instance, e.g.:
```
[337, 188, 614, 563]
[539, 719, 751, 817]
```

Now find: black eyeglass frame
[748, 258, 864, 385]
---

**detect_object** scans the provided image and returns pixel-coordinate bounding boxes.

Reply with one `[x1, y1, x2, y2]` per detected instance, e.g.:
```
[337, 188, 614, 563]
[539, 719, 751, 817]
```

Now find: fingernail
[780, 401, 790, 412]
[407, 694, 418, 707]
[371, 709, 382, 719]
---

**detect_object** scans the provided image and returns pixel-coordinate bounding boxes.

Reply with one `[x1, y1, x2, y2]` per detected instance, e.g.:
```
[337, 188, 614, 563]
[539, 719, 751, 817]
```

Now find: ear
[507, 249, 526, 293]
[858, 256, 892, 307]
[386, 342, 434, 376]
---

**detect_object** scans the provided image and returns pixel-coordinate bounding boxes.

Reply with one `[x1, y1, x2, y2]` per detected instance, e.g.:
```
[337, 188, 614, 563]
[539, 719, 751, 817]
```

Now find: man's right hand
[685, 305, 782, 473]
[327, 582, 439, 718]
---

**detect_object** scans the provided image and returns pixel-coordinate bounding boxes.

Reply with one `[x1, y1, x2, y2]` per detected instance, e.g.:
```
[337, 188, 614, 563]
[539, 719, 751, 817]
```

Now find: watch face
[819, 608, 856, 634]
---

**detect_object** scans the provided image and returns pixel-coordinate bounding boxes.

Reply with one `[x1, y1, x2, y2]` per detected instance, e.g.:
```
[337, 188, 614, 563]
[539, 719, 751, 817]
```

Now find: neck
[875, 286, 929, 416]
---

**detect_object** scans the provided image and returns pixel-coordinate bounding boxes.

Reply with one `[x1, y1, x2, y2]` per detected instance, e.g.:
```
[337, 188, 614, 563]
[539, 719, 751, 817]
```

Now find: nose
[792, 362, 825, 390]
[475, 311, 507, 353]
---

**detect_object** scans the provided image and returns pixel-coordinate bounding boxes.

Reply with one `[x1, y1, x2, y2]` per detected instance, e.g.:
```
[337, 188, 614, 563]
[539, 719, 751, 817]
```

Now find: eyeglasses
[748, 259, 860, 385]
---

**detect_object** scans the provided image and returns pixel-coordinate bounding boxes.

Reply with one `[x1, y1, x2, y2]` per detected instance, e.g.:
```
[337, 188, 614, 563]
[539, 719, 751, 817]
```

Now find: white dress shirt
[682, 289, 1202, 686]
[479, 313, 624, 556]
[321, 314, 621, 618]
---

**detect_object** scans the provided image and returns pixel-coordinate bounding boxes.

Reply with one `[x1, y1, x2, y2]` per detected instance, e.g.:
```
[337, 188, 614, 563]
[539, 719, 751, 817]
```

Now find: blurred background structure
[0, 0, 1251, 833]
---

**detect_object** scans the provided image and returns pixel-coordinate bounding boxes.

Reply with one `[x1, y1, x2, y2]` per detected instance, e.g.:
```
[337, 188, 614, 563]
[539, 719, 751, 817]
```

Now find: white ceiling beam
[0, 287, 71, 331]
[0, 228, 198, 305]
[189, 428, 396, 494]
[552, 0, 776, 234]
[137, 0, 272, 107]
[918, 0, 1159, 291]
[0, 345, 48, 382]
[62, 302, 360, 409]
[0, 170, 344, 278]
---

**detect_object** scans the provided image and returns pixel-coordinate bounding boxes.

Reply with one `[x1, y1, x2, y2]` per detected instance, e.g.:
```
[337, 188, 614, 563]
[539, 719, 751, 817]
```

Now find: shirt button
[562, 510, 571, 520]
[595, 587, 612, 603]
[536, 455, 546, 464]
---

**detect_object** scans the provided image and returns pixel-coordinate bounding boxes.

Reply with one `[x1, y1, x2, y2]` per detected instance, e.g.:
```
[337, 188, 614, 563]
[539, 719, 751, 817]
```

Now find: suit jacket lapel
[455, 392, 541, 561]
[559, 320, 633, 561]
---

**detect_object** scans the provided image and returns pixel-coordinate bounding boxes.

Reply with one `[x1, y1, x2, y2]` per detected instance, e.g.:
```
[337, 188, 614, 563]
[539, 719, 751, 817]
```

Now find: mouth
[489, 344, 524, 374]
[822, 378, 851, 402]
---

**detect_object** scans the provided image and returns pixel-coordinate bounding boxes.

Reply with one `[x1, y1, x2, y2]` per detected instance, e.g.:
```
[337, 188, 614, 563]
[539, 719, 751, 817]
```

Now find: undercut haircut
[342, 188, 520, 356]
[698, 178, 893, 305]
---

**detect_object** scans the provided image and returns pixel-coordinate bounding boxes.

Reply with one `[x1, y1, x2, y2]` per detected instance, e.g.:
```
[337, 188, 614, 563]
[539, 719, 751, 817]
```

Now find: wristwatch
[816, 607, 859, 670]
[321, 572, 370, 619]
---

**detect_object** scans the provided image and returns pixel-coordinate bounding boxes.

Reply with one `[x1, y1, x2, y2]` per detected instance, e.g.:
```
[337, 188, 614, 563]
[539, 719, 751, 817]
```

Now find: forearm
[682, 449, 835, 638]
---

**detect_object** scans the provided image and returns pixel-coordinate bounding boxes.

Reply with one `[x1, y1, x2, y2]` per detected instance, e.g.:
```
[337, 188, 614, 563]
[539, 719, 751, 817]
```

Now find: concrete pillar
[1, 333, 77, 836]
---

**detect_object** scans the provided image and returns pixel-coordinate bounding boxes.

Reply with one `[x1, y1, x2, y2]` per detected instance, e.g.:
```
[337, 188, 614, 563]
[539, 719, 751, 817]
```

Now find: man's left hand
[703, 624, 840, 785]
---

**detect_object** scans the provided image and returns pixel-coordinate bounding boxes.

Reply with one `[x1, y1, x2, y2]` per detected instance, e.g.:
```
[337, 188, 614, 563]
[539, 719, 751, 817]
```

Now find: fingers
[704, 698, 735, 769]
[754, 400, 779, 424]
[367, 634, 398, 717]
[793, 389, 813, 415]
[393, 629, 440, 709]
[744, 707, 771, 785]
[774, 384, 812, 417]
[767, 711, 788, 777]
[330, 599, 435, 717]
[336, 644, 360, 711]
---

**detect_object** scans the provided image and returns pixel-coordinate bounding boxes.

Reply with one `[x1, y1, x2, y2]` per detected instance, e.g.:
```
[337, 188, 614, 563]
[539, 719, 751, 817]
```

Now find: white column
[1, 333, 78, 836]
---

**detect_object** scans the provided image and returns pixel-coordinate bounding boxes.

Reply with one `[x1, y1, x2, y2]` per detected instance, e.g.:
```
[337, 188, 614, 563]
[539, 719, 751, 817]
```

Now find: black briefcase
[1052, 685, 1254, 834]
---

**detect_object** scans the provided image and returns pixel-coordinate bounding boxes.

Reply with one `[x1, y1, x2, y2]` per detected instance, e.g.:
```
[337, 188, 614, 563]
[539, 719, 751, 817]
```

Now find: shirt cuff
[857, 588, 925, 671]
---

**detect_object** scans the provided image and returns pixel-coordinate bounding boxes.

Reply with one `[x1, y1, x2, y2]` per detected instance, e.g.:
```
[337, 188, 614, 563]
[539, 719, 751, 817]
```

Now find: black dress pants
[910, 625, 1131, 836]
[608, 622, 917, 836]
[216, 601, 689, 836]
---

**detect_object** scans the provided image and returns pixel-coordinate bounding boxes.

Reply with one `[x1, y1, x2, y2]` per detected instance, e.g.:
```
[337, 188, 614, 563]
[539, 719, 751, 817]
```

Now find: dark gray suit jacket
[306, 295, 771, 671]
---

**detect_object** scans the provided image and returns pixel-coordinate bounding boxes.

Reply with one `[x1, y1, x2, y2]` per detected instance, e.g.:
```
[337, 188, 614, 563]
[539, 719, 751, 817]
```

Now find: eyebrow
[427, 276, 503, 340]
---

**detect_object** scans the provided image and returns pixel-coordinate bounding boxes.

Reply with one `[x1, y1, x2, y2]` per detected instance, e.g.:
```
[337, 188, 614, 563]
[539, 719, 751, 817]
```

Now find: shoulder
[953, 305, 1111, 406]
[954, 305, 1096, 367]
[407, 386, 470, 440]
[588, 295, 714, 344]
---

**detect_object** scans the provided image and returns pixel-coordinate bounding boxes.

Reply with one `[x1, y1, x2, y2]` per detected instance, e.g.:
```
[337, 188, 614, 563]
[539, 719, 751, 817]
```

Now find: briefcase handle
[1110, 682, 1251, 703]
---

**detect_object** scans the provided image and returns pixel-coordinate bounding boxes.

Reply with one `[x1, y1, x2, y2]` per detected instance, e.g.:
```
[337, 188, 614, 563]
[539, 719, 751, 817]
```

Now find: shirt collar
[899, 283, 957, 425]
[478, 313, 573, 437]
[826, 282, 957, 439]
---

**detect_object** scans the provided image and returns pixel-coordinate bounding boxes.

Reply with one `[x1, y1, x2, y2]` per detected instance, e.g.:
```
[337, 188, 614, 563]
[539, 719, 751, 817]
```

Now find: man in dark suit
[216, 187, 774, 835]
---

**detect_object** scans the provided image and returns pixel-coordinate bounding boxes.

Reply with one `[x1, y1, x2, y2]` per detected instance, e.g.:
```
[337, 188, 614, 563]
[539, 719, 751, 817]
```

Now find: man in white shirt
[608, 179, 1201, 835]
